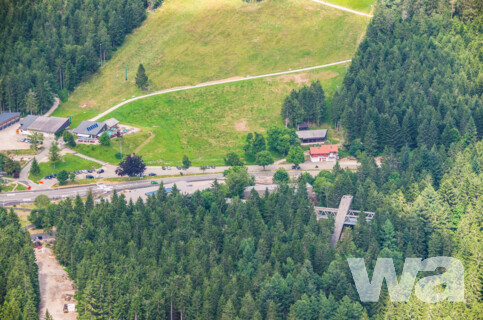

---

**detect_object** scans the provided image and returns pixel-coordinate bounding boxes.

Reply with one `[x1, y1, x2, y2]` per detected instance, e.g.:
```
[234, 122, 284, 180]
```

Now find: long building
[296, 129, 327, 144]
[0, 112, 20, 130]
[19, 116, 70, 137]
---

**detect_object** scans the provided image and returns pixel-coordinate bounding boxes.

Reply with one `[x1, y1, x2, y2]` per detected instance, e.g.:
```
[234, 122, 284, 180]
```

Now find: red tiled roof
[309, 144, 338, 155]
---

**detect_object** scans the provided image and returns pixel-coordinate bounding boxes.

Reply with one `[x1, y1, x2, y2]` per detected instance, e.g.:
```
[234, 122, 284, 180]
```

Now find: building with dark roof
[73, 120, 107, 138]
[19, 115, 39, 131]
[0, 112, 20, 130]
[296, 129, 327, 144]
[25, 116, 71, 135]
[20, 115, 70, 136]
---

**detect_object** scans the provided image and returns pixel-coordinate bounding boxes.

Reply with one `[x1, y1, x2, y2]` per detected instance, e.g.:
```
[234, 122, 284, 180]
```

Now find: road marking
[6, 194, 15, 197]
[90, 60, 351, 121]
[23, 198, 31, 201]
[310, 0, 373, 17]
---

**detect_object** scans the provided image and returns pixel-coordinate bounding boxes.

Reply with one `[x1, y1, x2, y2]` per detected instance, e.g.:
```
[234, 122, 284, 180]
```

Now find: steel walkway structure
[314, 195, 375, 247]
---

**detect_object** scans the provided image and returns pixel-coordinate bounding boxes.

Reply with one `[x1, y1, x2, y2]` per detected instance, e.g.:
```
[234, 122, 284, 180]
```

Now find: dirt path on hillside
[134, 131, 155, 153]
[36, 246, 78, 320]
[89, 60, 352, 122]
[310, 0, 373, 17]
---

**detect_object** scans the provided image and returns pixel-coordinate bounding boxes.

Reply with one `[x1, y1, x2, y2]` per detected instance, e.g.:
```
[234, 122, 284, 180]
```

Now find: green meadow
[72, 65, 348, 165]
[52, 0, 368, 126]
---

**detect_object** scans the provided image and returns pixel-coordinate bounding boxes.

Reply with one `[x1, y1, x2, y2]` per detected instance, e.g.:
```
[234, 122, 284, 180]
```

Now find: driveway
[0, 125, 30, 151]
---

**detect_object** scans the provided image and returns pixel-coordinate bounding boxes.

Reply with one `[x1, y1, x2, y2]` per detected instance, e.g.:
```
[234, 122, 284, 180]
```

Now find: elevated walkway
[314, 195, 375, 247]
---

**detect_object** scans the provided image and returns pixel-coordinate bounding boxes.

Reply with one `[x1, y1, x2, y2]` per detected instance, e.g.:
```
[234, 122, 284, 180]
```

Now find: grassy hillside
[325, 0, 374, 12]
[74, 64, 347, 165]
[53, 0, 367, 125]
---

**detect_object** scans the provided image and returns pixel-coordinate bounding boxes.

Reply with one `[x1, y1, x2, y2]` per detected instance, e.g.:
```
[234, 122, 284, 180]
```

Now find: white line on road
[310, 0, 373, 17]
[90, 60, 352, 121]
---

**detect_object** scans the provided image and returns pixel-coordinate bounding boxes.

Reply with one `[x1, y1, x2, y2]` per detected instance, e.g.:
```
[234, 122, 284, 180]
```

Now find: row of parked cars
[21, 138, 42, 144]
[44, 168, 105, 180]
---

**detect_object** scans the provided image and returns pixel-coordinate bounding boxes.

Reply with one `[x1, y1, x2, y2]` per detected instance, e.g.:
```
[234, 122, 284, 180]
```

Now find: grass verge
[29, 154, 101, 182]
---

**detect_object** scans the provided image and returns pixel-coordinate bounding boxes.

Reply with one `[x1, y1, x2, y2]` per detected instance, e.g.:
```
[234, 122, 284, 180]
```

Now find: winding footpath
[89, 1, 374, 121]
[90, 60, 352, 121]
[311, 0, 373, 17]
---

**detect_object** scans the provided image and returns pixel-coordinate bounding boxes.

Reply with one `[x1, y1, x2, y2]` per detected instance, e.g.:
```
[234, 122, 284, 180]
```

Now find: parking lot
[0, 124, 30, 151]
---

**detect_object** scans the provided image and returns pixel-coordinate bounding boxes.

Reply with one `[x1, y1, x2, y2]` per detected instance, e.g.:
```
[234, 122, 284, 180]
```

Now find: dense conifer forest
[0, 208, 39, 319]
[0, 0, 148, 114]
[332, 0, 483, 156]
[52, 137, 482, 319]
[0, 0, 482, 319]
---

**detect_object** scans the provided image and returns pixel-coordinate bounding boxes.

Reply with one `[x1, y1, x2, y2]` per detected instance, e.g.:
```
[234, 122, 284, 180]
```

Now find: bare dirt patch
[0, 125, 30, 151]
[235, 118, 249, 132]
[79, 101, 96, 109]
[36, 246, 78, 320]
[266, 70, 339, 86]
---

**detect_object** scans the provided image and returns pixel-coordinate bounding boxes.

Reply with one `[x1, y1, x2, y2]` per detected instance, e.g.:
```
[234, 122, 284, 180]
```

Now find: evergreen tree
[135, 64, 148, 89]
[363, 121, 378, 156]
[23, 89, 39, 115]
[48, 142, 61, 169]
[30, 158, 40, 176]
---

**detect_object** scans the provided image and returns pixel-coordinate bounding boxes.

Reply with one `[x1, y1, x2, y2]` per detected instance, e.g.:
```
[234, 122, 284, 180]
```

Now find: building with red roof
[309, 144, 338, 162]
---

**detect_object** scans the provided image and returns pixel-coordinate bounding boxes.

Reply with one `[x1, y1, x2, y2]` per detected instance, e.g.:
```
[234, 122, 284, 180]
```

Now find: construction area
[35, 245, 78, 320]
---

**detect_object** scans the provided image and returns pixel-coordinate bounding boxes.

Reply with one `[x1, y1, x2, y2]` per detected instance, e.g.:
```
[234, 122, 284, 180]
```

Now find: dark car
[148, 173, 156, 176]
[211, 165, 216, 169]
[87, 169, 95, 173]
[162, 166, 166, 170]
[176, 166, 182, 170]
[291, 165, 296, 169]
[86, 175, 94, 179]
[97, 169, 104, 174]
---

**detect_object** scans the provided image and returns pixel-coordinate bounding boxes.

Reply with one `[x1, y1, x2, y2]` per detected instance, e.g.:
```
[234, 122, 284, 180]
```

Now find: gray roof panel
[27, 116, 70, 133]
[73, 120, 107, 136]
[296, 129, 328, 140]
[0, 112, 20, 123]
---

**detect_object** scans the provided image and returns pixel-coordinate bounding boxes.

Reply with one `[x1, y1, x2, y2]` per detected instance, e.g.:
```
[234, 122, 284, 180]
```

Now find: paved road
[311, 0, 373, 17]
[90, 60, 352, 121]
[43, 97, 60, 117]
[18, 139, 53, 188]
[0, 169, 314, 206]
[0, 174, 226, 206]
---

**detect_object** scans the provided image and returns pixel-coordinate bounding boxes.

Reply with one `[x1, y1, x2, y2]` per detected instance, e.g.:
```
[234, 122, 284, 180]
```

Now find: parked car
[97, 169, 104, 174]
[211, 165, 216, 169]
[87, 169, 94, 173]
[95, 175, 102, 179]
[148, 173, 156, 176]
[162, 166, 166, 170]
[86, 175, 94, 179]
[167, 166, 171, 170]
[176, 166, 182, 170]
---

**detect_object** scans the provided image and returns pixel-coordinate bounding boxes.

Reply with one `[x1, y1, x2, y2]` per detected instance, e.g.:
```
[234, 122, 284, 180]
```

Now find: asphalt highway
[0, 173, 225, 206]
